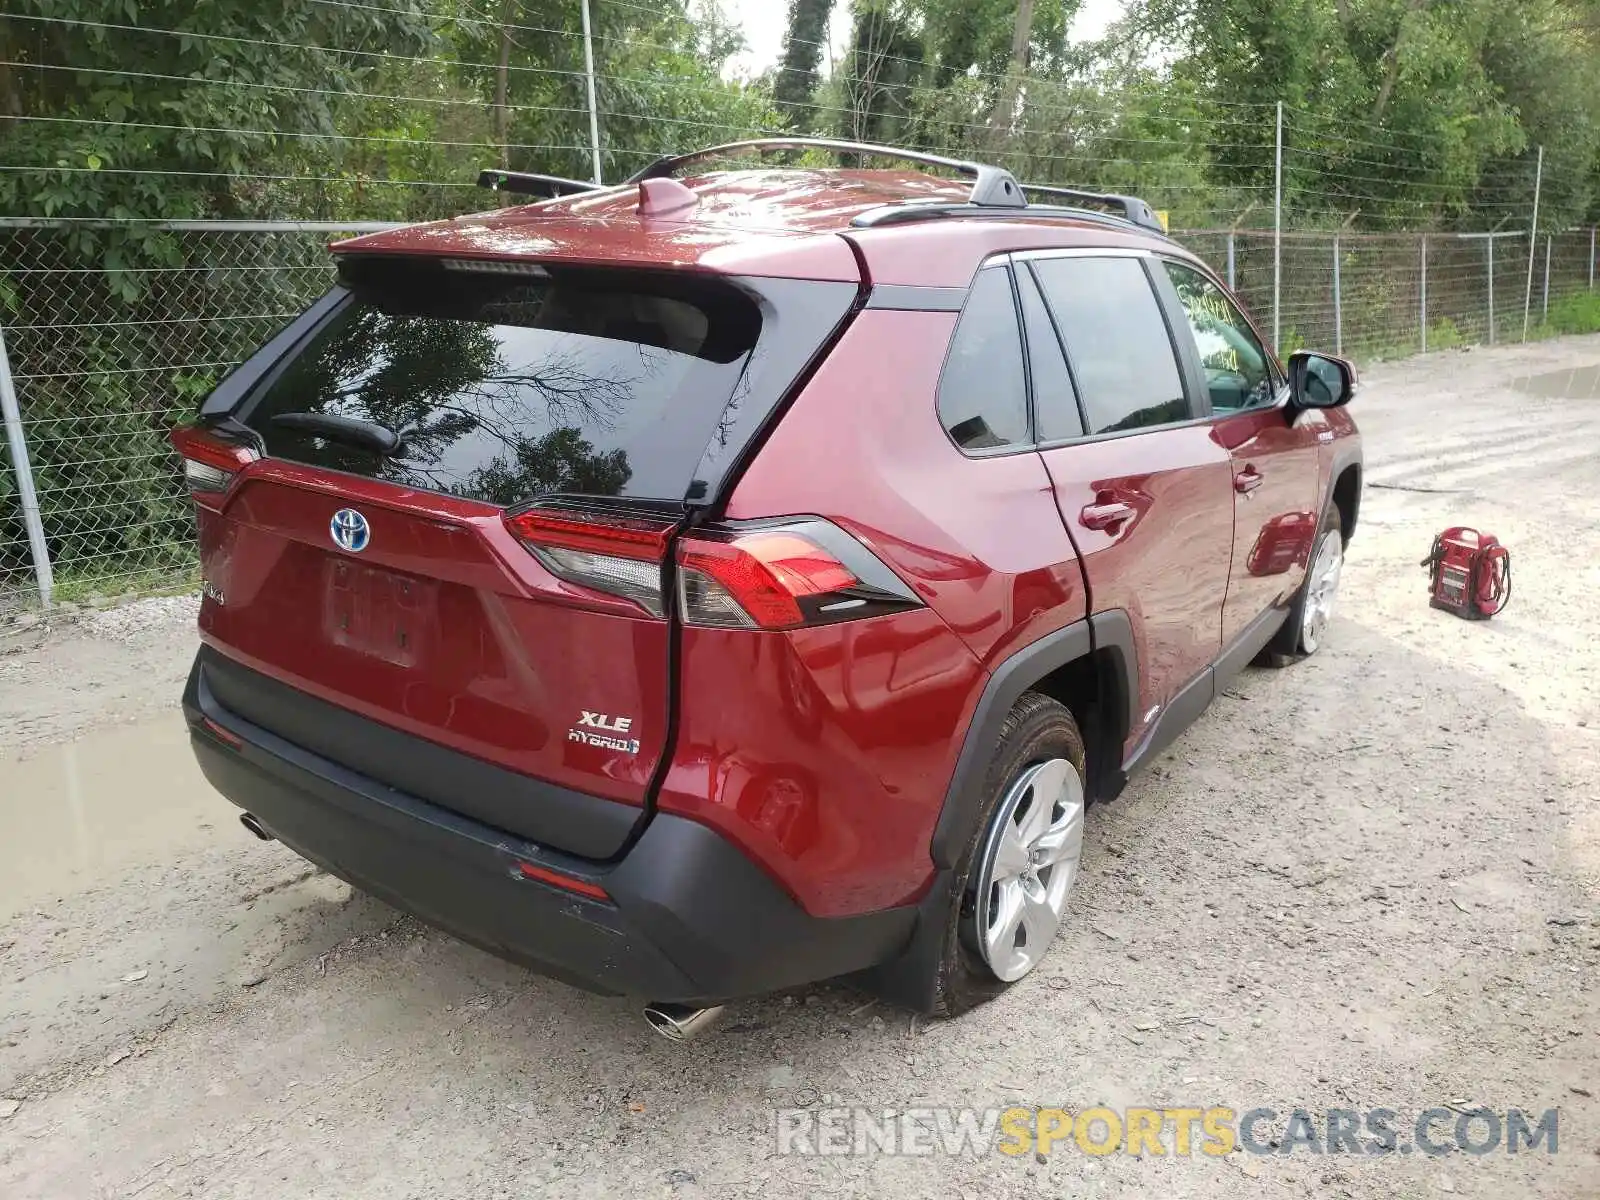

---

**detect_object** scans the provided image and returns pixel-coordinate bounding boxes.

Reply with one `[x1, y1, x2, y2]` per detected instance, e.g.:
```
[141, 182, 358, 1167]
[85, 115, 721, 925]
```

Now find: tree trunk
[775, 0, 836, 128]
[495, 0, 514, 168]
[1372, 0, 1429, 125]
[987, 0, 1038, 147]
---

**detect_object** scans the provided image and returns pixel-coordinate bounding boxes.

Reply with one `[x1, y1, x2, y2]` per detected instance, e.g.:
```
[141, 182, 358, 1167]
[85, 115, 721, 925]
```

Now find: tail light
[171, 425, 258, 502]
[676, 525, 918, 629]
[504, 505, 920, 629]
[504, 505, 677, 616]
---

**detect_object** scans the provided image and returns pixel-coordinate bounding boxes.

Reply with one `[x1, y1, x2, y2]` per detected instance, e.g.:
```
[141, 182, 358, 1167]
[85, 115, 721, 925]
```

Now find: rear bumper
[184, 654, 914, 1003]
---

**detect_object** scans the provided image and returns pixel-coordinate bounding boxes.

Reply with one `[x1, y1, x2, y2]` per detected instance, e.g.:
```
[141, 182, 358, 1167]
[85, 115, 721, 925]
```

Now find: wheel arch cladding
[930, 614, 1136, 870]
[1332, 462, 1362, 543]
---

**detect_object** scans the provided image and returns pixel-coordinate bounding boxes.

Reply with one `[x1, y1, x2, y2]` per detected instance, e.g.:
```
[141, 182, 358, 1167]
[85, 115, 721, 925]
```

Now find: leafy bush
[1546, 291, 1600, 336]
[1427, 318, 1467, 350]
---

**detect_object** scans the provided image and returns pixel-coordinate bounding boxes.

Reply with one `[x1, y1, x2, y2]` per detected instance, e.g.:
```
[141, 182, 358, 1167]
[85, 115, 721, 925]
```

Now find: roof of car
[332, 168, 1181, 287]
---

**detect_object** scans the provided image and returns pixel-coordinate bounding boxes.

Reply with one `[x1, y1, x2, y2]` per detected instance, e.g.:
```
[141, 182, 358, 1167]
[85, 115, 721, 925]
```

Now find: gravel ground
[1, 336, 1597, 1199]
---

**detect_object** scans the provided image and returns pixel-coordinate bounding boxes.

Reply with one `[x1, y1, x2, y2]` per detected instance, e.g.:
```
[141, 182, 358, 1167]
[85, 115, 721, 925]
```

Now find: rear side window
[1030, 257, 1191, 435]
[240, 260, 762, 505]
[937, 266, 1030, 454]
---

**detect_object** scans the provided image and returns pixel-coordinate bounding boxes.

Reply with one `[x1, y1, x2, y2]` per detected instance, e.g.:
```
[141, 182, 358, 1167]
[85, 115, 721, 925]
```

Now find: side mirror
[1287, 350, 1358, 410]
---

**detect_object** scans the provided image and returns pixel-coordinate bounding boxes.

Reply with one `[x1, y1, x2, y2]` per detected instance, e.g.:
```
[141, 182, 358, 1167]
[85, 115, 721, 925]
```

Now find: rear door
[188, 255, 853, 856]
[1158, 259, 1322, 646]
[1023, 252, 1235, 756]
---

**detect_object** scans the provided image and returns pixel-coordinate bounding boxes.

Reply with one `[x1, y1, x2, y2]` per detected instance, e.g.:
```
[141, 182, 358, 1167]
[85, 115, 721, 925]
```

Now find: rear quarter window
[936, 265, 1030, 454]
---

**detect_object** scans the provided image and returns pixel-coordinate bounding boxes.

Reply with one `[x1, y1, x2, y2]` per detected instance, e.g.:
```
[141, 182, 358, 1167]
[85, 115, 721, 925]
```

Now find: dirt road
[2, 337, 1597, 1199]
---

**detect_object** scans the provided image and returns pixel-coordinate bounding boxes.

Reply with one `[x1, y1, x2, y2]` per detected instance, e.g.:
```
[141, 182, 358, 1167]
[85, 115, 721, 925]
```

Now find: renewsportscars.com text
[773, 1105, 1561, 1158]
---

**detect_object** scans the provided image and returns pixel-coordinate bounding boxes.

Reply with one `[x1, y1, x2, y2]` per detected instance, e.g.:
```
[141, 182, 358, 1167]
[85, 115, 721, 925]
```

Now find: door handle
[1234, 467, 1264, 495]
[1080, 500, 1135, 531]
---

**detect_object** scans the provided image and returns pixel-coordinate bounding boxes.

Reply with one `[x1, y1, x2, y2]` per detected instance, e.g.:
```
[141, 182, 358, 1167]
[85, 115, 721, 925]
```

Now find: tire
[927, 691, 1088, 1017]
[1260, 503, 1345, 668]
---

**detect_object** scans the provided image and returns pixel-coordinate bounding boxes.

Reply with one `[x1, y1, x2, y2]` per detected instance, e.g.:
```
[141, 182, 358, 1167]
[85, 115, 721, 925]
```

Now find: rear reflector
[516, 860, 610, 901]
[200, 716, 243, 748]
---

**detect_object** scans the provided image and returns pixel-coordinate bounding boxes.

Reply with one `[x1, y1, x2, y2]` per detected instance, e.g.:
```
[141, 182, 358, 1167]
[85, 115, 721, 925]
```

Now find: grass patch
[49, 559, 199, 607]
[1546, 291, 1600, 336]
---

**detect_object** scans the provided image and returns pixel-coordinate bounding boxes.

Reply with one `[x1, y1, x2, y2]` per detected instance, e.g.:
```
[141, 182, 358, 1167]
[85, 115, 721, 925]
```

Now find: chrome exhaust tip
[642, 1002, 725, 1042]
[239, 812, 275, 842]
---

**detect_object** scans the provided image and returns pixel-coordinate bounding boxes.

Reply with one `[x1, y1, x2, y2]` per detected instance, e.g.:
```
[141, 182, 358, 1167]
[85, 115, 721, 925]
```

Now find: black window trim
[232, 289, 357, 427]
[1015, 260, 1090, 442]
[201, 286, 354, 423]
[206, 267, 857, 510]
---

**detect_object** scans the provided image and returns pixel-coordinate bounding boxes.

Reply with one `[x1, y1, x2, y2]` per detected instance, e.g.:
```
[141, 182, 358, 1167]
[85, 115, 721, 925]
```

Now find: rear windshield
[240, 259, 762, 505]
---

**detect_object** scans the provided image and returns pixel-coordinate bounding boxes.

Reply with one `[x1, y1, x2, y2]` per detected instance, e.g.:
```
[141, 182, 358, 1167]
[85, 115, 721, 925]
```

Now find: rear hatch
[181, 253, 857, 858]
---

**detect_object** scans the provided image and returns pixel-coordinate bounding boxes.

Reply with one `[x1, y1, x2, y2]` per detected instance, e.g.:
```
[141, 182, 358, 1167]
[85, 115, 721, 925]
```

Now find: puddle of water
[1515, 364, 1600, 399]
[0, 716, 221, 921]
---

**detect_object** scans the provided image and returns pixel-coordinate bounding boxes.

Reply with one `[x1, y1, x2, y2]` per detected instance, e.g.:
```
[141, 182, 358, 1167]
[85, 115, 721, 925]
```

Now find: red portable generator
[1421, 527, 1511, 619]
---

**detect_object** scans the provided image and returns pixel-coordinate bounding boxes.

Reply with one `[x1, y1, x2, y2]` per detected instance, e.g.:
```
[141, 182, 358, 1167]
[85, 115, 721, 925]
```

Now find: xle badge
[568, 711, 641, 755]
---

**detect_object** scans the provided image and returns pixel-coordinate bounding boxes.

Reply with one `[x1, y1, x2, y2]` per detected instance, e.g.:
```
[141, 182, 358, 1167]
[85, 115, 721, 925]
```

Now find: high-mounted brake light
[440, 258, 551, 277]
[170, 425, 258, 500]
[504, 506, 676, 616]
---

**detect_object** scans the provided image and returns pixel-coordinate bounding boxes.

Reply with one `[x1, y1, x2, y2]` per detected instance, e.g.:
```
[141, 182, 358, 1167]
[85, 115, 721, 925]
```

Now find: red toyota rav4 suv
[176, 140, 1361, 1034]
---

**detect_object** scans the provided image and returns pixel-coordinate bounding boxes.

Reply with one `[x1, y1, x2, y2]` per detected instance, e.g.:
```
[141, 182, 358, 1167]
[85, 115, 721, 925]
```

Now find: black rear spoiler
[476, 169, 604, 199]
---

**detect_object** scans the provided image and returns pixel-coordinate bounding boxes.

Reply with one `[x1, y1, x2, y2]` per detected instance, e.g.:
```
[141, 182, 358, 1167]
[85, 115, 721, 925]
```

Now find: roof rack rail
[852, 203, 1167, 238]
[625, 138, 1026, 209]
[1019, 183, 1165, 234]
[477, 169, 604, 199]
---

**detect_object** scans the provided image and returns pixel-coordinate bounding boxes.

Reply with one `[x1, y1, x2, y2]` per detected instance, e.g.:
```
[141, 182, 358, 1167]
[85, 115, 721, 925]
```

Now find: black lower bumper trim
[184, 654, 915, 1003]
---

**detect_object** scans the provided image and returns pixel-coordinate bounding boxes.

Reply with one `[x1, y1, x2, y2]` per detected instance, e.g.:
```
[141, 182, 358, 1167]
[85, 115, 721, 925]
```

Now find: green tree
[775, 0, 837, 129]
[0, 0, 441, 223]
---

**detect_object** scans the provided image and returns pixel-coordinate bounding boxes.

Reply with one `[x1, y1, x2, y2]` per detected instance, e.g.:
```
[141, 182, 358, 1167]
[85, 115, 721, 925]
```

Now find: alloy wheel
[970, 758, 1084, 982]
[1301, 530, 1344, 654]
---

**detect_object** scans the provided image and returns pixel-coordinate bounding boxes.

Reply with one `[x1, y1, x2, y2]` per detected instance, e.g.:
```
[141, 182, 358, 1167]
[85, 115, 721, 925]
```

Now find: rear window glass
[241, 260, 761, 504]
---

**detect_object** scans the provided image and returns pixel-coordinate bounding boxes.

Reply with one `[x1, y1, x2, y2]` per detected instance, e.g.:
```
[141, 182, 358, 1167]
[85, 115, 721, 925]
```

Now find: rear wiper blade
[270, 412, 402, 457]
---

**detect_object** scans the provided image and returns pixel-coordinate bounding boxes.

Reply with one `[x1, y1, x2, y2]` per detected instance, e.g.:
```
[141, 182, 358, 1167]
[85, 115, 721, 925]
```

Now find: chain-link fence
[0, 222, 388, 611]
[1, 217, 1598, 611]
[1180, 227, 1598, 359]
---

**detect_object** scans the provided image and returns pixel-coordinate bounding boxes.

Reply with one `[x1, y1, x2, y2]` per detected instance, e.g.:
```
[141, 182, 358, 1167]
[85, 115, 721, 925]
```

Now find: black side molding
[1119, 603, 1288, 779]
